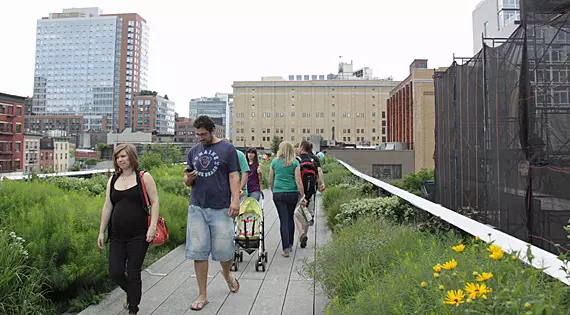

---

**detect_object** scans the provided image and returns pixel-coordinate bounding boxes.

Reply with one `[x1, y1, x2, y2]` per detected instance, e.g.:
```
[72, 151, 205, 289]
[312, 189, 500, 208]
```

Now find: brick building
[0, 92, 25, 173]
[386, 59, 441, 171]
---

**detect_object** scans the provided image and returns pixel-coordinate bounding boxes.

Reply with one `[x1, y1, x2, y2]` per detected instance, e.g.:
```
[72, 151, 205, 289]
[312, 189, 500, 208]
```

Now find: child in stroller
[231, 193, 268, 272]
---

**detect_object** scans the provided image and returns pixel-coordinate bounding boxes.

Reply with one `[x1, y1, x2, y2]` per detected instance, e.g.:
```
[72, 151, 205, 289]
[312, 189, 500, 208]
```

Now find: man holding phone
[183, 115, 241, 311]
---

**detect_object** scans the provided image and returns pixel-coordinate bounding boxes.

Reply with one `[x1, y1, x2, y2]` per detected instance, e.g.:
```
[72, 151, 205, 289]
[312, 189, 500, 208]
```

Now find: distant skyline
[0, 0, 484, 117]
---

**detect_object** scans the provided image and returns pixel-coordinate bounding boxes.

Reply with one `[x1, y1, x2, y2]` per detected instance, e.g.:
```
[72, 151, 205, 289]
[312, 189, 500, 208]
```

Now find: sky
[0, 0, 483, 117]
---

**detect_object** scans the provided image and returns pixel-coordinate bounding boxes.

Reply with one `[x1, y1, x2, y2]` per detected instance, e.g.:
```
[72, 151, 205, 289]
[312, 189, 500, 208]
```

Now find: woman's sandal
[227, 277, 240, 293]
[190, 299, 209, 311]
[122, 296, 129, 310]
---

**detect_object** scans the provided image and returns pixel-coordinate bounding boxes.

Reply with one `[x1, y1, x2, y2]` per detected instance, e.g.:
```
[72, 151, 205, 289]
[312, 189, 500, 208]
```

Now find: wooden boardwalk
[78, 190, 331, 315]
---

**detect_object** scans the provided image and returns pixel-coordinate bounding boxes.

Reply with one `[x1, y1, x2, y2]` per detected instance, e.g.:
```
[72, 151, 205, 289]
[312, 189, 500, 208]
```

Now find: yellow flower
[434, 272, 440, 279]
[464, 282, 480, 300]
[487, 244, 502, 253]
[476, 272, 493, 282]
[490, 249, 505, 260]
[433, 264, 443, 273]
[439, 285, 445, 291]
[524, 302, 532, 309]
[466, 298, 473, 303]
[477, 283, 492, 300]
[465, 282, 492, 300]
[452, 244, 465, 253]
[442, 259, 457, 270]
[421, 281, 427, 288]
[511, 255, 517, 261]
[444, 289, 466, 307]
[472, 271, 479, 276]
[475, 236, 481, 241]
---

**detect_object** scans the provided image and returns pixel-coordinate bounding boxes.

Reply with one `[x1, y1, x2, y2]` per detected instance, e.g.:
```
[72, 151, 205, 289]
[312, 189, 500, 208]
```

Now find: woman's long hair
[113, 143, 139, 175]
[246, 147, 259, 167]
[276, 141, 295, 167]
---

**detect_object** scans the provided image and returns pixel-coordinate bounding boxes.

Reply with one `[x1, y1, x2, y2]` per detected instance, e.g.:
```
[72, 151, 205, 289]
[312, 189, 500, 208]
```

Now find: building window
[382, 111, 386, 119]
[291, 112, 295, 117]
[382, 136, 387, 142]
[382, 127, 386, 134]
[372, 164, 402, 180]
[251, 136, 255, 141]
[251, 112, 255, 117]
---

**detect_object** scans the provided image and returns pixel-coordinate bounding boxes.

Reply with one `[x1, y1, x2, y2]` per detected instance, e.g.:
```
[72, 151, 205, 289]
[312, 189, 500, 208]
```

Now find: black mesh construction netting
[434, 0, 570, 254]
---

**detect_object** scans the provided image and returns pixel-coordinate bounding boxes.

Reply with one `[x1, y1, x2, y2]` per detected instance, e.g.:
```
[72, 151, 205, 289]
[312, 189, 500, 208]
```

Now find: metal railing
[338, 160, 570, 286]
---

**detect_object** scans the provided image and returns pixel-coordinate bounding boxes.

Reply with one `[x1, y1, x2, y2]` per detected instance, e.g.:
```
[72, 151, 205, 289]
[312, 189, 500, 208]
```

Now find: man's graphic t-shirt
[187, 140, 240, 209]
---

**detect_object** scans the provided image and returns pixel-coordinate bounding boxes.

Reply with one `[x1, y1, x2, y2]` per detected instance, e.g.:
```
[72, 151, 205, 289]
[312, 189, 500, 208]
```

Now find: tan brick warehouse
[232, 79, 400, 149]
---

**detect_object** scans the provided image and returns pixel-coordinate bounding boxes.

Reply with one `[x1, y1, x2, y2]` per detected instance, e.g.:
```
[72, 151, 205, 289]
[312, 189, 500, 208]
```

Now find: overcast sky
[0, 0, 482, 116]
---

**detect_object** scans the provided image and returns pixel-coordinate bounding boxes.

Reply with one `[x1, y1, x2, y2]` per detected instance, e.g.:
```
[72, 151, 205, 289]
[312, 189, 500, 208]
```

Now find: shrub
[335, 196, 416, 229]
[309, 219, 570, 315]
[0, 229, 53, 315]
[310, 156, 570, 314]
[0, 171, 190, 312]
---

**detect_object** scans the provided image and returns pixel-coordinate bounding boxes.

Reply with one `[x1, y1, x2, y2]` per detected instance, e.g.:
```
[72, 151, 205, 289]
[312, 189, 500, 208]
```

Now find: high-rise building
[473, 0, 520, 53]
[32, 7, 150, 132]
[232, 62, 399, 148]
[188, 97, 226, 126]
[215, 92, 234, 140]
[132, 93, 176, 135]
[0, 92, 25, 173]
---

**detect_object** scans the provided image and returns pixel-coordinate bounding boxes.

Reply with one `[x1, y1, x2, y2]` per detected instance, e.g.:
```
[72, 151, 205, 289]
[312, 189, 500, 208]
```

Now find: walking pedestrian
[268, 141, 304, 257]
[183, 116, 241, 311]
[97, 143, 160, 315]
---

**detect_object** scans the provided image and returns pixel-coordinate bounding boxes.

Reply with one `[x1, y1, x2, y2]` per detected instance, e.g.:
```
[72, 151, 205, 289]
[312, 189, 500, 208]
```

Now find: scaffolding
[434, 0, 570, 254]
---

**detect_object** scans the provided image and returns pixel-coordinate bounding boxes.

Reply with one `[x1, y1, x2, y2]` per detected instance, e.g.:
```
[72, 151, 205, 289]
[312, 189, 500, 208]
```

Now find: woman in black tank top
[97, 144, 161, 315]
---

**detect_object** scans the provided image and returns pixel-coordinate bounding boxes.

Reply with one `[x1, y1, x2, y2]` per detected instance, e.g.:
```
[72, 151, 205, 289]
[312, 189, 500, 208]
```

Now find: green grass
[309, 157, 570, 315]
[0, 167, 191, 313]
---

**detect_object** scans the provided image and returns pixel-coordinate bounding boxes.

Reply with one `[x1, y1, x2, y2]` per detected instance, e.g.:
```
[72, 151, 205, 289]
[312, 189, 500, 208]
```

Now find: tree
[393, 168, 435, 196]
[270, 136, 282, 154]
[139, 142, 182, 170]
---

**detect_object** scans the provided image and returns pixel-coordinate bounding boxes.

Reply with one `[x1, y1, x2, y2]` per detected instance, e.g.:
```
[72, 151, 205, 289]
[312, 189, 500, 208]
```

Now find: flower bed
[309, 158, 570, 314]
[0, 165, 190, 314]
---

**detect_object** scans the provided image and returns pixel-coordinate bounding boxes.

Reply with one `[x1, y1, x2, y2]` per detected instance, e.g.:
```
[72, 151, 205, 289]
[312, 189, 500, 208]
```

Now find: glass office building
[32, 8, 149, 132]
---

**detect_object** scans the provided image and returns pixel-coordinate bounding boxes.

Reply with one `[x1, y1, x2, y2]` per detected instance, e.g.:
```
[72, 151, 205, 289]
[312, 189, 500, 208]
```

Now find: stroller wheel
[264, 252, 268, 263]
[261, 262, 266, 272]
[255, 263, 260, 272]
[231, 261, 238, 272]
[239, 252, 243, 262]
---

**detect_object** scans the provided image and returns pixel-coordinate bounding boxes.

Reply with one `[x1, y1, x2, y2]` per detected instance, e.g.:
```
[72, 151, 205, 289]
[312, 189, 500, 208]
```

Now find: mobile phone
[185, 165, 195, 173]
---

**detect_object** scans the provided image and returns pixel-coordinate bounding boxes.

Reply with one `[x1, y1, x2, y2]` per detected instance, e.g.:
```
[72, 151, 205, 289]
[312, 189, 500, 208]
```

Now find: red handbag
[139, 171, 169, 246]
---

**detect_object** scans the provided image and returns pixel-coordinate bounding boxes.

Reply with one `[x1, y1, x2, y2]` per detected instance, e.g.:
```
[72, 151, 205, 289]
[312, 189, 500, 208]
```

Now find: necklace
[120, 172, 134, 180]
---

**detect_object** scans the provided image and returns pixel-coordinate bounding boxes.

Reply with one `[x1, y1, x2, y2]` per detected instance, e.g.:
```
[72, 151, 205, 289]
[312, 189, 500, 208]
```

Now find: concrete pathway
[78, 190, 331, 315]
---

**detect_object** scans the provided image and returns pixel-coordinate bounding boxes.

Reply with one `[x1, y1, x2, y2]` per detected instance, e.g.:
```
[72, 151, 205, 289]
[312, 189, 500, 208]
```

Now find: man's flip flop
[227, 277, 240, 293]
[191, 299, 209, 311]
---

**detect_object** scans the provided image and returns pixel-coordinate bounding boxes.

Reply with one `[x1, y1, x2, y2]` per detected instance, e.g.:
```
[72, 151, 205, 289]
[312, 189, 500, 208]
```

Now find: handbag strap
[138, 171, 151, 214]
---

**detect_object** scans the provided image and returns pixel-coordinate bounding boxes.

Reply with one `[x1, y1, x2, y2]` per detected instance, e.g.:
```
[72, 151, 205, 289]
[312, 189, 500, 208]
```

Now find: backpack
[296, 155, 318, 196]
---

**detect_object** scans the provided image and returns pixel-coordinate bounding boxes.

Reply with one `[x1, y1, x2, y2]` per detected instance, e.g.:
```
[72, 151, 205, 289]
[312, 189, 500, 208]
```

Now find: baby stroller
[231, 192, 268, 272]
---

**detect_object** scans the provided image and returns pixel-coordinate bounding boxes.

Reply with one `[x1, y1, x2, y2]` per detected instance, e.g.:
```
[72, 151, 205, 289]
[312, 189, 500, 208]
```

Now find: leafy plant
[335, 196, 416, 229]
[0, 167, 190, 313]
[270, 136, 282, 154]
[392, 168, 434, 196]
[0, 229, 53, 315]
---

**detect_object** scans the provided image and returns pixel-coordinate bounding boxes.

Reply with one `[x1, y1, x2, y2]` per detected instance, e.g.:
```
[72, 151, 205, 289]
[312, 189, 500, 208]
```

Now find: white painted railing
[0, 169, 114, 181]
[338, 160, 570, 286]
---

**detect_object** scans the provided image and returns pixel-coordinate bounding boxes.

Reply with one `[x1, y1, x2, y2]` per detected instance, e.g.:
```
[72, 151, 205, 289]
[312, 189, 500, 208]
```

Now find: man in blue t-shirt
[183, 115, 241, 311]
